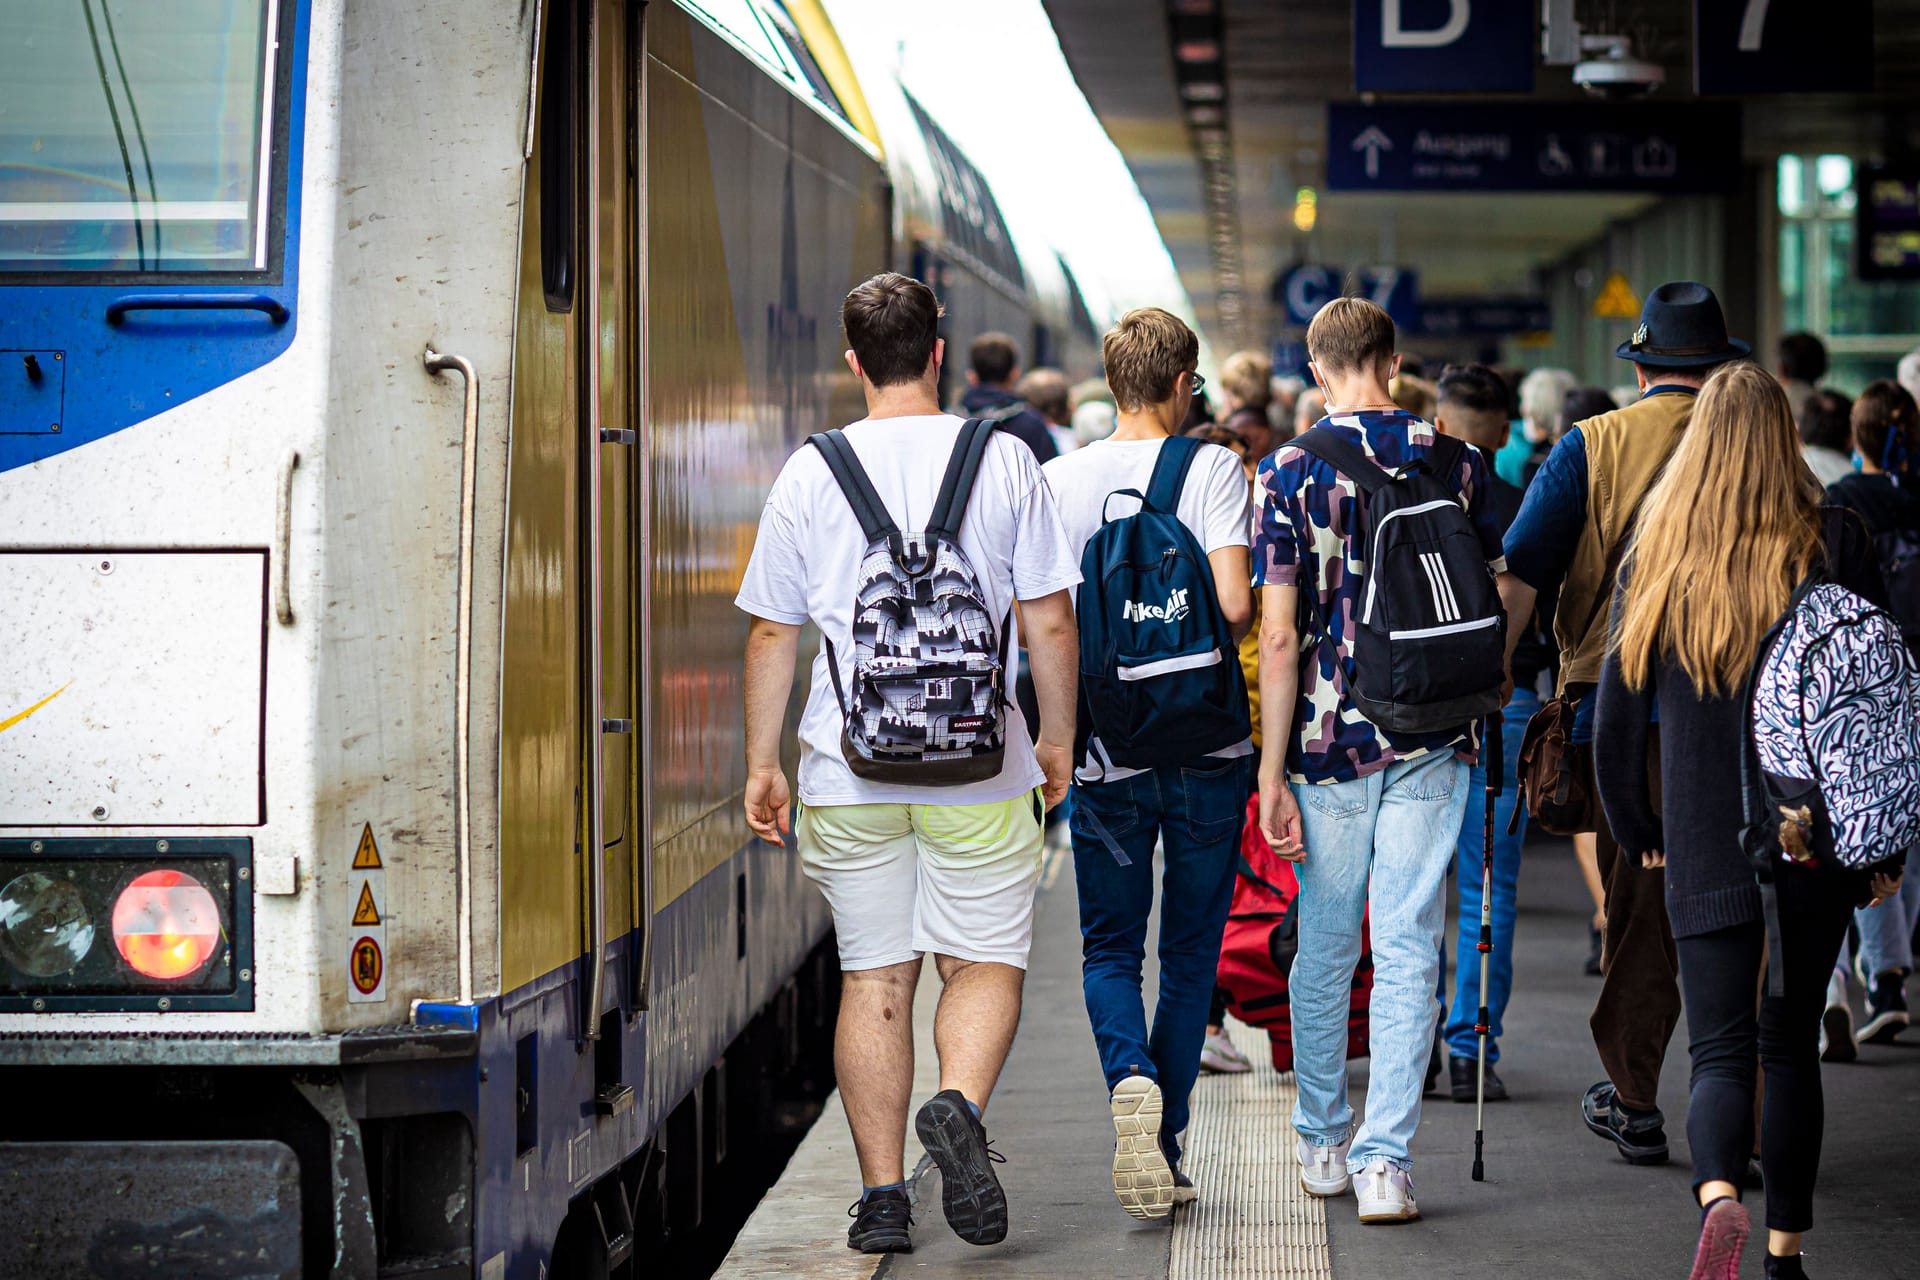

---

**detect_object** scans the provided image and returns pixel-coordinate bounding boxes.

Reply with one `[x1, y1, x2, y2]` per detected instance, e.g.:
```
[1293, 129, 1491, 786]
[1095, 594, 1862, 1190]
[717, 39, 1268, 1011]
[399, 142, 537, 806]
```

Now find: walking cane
[1472, 710, 1504, 1183]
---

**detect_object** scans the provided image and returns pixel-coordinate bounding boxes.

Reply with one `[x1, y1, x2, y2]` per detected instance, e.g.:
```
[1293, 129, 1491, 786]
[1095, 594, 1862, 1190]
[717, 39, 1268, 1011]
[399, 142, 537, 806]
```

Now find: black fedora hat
[1614, 281, 1751, 368]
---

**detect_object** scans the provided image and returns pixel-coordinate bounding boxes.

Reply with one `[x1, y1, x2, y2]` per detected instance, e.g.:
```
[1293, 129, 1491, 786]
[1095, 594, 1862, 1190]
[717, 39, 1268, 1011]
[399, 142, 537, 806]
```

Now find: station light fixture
[1175, 38, 1221, 63]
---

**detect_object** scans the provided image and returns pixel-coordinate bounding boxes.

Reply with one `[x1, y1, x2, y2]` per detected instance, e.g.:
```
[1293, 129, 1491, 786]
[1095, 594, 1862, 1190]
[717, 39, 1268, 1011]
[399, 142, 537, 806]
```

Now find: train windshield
[0, 0, 278, 275]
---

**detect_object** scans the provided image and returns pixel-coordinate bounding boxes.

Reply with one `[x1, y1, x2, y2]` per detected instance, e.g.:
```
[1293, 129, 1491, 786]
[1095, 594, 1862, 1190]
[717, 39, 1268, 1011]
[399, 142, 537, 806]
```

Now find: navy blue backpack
[1076, 435, 1250, 771]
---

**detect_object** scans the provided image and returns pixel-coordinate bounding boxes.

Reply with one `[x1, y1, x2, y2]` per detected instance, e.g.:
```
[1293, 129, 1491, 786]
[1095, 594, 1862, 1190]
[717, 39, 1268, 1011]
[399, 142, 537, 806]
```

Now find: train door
[585, 0, 642, 1048]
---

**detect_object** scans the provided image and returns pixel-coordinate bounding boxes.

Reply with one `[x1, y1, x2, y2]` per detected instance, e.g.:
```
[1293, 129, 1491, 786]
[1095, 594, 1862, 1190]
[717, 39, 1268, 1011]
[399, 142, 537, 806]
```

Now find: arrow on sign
[1352, 126, 1394, 179]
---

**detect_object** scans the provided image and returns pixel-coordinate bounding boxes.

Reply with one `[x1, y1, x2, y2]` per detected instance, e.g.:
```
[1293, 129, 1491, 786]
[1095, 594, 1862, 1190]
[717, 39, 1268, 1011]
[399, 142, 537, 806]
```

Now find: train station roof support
[1042, 0, 1920, 355]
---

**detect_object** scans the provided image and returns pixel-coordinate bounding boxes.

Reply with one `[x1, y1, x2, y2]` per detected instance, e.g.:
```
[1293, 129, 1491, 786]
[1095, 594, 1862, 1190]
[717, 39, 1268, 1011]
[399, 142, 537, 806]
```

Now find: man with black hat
[1496, 282, 1751, 1167]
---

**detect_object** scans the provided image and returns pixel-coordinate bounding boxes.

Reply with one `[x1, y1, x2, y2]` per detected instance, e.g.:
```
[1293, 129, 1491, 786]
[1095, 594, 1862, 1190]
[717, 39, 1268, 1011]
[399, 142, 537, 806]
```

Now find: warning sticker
[347, 824, 388, 1003]
[353, 823, 383, 869]
[350, 936, 385, 996]
[352, 880, 382, 927]
[1593, 272, 1640, 320]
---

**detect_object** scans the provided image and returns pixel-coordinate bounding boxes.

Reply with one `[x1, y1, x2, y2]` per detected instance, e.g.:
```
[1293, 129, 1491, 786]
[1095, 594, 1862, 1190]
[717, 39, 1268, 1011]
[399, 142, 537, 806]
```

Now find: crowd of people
[734, 271, 1919, 1279]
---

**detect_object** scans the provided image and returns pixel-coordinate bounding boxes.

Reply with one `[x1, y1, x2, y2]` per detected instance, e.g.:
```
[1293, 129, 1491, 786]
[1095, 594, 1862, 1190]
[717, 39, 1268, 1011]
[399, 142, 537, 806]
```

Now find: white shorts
[796, 789, 1046, 971]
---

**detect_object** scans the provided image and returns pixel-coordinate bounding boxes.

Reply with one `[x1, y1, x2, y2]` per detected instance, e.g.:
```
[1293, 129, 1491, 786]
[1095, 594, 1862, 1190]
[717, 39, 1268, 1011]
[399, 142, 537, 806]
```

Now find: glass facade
[1776, 155, 1920, 393]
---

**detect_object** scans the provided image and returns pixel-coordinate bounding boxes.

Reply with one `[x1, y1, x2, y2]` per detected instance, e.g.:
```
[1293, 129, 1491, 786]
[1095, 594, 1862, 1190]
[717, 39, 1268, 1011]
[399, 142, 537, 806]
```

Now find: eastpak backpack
[1289, 427, 1507, 734]
[808, 419, 1011, 785]
[1075, 434, 1250, 771]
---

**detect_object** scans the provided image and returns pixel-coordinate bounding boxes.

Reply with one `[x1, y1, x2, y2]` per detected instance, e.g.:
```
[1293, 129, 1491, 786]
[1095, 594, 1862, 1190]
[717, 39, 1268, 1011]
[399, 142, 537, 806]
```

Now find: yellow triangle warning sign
[352, 823, 383, 870]
[352, 881, 382, 927]
[1593, 272, 1640, 320]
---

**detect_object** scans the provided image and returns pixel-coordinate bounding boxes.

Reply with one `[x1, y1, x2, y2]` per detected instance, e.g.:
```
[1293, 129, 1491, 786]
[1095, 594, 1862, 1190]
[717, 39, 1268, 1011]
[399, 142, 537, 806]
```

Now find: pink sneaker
[1689, 1198, 1749, 1280]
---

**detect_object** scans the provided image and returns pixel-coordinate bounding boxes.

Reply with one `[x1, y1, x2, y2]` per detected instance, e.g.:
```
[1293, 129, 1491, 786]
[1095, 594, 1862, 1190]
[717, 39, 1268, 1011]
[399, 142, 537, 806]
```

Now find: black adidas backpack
[808, 419, 1011, 785]
[1290, 427, 1506, 734]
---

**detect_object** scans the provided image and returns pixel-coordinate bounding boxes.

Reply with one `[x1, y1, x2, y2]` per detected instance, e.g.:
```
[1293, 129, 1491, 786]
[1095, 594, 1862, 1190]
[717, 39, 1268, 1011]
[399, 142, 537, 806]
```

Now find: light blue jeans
[1855, 843, 1920, 977]
[1290, 750, 1470, 1173]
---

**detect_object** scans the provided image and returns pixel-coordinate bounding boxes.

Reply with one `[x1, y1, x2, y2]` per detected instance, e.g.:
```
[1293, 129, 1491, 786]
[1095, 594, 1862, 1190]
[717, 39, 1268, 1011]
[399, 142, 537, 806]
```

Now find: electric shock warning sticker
[347, 823, 388, 1002]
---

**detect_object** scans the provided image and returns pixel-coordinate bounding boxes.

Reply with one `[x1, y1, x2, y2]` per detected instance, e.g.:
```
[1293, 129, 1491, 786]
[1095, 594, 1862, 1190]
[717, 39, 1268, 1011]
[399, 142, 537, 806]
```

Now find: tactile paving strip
[1170, 1021, 1332, 1279]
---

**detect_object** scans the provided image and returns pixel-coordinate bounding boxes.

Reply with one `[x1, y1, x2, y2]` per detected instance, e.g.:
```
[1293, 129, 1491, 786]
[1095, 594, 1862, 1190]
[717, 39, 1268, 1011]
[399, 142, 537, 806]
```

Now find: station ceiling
[1042, 0, 1920, 353]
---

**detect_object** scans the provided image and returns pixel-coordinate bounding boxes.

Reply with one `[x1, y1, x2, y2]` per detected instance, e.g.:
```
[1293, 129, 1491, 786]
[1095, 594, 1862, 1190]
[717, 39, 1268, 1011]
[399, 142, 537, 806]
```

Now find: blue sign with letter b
[1353, 0, 1535, 93]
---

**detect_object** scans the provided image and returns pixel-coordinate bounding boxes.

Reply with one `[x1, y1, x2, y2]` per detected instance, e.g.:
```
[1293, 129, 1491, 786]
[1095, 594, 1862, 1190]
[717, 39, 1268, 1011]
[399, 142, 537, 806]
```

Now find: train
[0, 1, 1123, 1277]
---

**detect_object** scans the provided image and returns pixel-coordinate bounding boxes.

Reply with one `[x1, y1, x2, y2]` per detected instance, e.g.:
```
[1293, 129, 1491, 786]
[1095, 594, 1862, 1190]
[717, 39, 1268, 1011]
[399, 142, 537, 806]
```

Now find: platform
[719, 836, 1920, 1279]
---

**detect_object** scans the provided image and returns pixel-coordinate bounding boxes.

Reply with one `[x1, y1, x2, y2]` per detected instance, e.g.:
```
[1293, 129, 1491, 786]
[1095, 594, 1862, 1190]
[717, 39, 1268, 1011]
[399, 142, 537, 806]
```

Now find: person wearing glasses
[1041, 309, 1256, 1220]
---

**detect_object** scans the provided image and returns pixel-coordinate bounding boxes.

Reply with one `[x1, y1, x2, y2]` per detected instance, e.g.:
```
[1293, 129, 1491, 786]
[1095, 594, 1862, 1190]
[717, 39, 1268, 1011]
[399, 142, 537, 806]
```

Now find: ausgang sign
[1326, 103, 1742, 194]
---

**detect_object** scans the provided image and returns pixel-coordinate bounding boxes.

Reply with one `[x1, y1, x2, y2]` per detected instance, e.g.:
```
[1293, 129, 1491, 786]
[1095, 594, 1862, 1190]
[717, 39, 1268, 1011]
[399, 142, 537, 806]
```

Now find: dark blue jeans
[1069, 756, 1252, 1165]
[1444, 687, 1536, 1062]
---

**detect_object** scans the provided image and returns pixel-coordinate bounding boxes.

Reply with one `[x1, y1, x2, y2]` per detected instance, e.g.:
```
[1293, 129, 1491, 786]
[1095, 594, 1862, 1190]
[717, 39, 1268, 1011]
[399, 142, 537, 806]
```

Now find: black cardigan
[1594, 507, 1894, 939]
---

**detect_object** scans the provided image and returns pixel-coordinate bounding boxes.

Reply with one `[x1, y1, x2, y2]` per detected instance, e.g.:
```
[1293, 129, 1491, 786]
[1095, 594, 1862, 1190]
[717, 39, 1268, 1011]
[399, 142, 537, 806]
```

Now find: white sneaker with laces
[1110, 1075, 1175, 1220]
[1820, 969, 1857, 1063]
[1297, 1136, 1352, 1197]
[1354, 1159, 1419, 1223]
[1199, 1029, 1254, 1074]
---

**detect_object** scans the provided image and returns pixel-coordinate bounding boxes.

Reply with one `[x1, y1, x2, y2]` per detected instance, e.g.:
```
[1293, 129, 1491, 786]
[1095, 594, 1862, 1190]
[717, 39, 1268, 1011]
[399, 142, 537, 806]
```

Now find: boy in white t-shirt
[735, 273, 1081, 1255]
[1040, 308, 1254, 1221]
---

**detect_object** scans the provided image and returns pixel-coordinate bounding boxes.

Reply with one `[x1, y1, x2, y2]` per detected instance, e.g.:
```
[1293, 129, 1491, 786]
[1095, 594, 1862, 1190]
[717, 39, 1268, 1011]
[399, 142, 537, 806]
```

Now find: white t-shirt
[735, 414, 1082, 807]
[1041, 435, 1254, 783]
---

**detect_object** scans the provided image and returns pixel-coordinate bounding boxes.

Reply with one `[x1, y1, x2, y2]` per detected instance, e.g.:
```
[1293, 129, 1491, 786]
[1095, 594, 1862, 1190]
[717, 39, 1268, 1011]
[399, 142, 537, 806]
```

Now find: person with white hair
[1898, 347, 1920, 406]
[1495, 367, 1577, 487]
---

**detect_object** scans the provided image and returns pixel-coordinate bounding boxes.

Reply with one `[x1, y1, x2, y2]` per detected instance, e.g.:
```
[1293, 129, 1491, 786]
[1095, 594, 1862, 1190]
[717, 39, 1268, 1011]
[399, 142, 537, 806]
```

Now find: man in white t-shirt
[1041, 308, 1254, 1222]
[736, 273, 1081, 1255]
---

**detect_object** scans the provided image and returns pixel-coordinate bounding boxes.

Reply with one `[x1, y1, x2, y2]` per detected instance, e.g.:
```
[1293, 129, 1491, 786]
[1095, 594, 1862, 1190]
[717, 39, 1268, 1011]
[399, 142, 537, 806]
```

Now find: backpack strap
[1738, 572, 1821, 999]
[1289, 425, 1395, 495]
[1143, 434, 1203, 513]
[926, 418, 996, 544]
[808, 429, 899, 547]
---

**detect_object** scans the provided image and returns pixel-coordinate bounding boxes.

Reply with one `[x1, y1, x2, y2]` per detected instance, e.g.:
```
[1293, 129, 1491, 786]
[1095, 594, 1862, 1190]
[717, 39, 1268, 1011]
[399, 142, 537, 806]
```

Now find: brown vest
[1555, 390, 1696, 688]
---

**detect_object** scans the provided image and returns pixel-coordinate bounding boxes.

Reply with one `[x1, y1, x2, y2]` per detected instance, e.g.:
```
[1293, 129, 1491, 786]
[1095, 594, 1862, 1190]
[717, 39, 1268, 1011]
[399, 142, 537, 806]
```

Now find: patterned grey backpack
[1742, 578, 1920, 989]
[808, 420, 1010, 785]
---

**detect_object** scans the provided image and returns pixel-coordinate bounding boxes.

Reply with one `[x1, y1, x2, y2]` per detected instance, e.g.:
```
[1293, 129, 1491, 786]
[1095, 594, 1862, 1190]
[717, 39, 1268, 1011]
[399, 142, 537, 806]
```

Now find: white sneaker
[1820, 970, 1857, 1063]
[1354, 1159, 1420, 1223]
[1171, 1168, 1199, 1207]
[1199, 1029, 1254, 1074]
[1296, 1136, 1352, 1197]
[1110, 1075, 1175, 1220]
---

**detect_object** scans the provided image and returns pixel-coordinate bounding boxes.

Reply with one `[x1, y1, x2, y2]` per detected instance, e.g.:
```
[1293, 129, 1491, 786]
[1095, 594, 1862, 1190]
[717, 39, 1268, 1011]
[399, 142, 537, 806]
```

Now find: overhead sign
[1415, 297, 1551, 337]
[1354, 0, 1534, 93]
[1857, 165, 1920, 282]
[1274, 264, 1420, 330]
[1326, 103, 1742, 193]
[1695, 0, 1871, 94]
[1592, 273, 1640, 319]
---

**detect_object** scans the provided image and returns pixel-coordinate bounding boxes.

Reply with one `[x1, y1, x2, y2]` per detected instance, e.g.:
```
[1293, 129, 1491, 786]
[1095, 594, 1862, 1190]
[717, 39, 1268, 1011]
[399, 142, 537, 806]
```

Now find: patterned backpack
[808, 420, 1010, 785]
[1741, 577, 1920, 988]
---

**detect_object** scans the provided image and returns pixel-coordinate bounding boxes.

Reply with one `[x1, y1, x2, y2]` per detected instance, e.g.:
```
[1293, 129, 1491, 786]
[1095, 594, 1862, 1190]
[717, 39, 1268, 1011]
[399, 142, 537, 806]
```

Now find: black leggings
[1676, 876, 1855, 1234]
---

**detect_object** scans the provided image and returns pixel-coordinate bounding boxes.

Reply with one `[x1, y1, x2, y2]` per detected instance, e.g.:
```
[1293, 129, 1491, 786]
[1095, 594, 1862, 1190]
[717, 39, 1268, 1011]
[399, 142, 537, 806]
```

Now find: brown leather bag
[1512, 696, 1595, 835]
[1513, 514, 1637, 835]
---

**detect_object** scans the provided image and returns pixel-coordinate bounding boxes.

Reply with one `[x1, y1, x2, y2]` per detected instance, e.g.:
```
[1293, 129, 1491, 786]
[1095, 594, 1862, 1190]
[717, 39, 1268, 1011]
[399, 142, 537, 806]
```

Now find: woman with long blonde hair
[1595, 362, 1904, 1280]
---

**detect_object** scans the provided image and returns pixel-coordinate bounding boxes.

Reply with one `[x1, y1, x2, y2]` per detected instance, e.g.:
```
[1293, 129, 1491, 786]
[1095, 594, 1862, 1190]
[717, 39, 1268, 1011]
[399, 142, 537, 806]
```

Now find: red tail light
[111, 870, 222, 981]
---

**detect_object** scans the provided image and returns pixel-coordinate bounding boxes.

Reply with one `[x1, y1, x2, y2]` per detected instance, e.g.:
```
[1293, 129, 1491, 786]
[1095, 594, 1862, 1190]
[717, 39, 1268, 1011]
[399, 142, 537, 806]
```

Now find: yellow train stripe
[0, 683, 71, 734]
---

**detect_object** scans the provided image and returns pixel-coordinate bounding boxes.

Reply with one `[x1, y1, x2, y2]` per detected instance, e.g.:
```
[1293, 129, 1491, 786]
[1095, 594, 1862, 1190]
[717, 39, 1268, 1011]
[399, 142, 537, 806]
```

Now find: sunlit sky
[819, 0, 1210, 363]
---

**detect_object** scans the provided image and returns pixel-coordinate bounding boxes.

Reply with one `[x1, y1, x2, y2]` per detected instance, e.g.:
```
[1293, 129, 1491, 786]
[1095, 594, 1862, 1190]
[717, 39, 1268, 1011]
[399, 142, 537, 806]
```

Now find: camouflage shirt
[1253, 410, 1507, 785]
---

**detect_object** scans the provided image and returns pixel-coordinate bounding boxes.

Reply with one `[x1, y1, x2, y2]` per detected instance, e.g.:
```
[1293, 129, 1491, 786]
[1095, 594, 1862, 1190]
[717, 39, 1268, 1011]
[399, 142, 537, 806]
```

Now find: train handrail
[423, 346, 479, 1007]
[105, 293, 290, 325]
[273, 451, 300, 625]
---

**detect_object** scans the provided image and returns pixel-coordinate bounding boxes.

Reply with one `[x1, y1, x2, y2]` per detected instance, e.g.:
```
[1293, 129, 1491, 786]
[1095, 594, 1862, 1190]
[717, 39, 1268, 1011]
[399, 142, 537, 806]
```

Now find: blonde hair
[1612, 362, 1823, 696]
[1103, 308, 1198, 411]
[1390, 374, 1436, 419]
[1219, 350, 1273, 410]
[1306, 297, 1394, 375]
